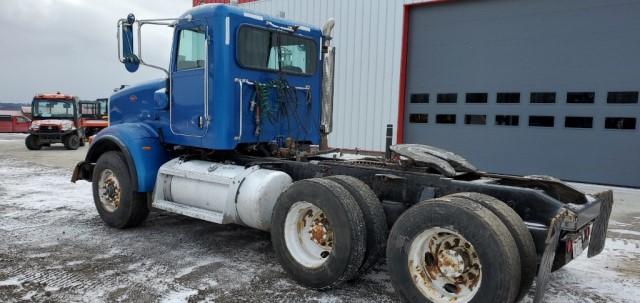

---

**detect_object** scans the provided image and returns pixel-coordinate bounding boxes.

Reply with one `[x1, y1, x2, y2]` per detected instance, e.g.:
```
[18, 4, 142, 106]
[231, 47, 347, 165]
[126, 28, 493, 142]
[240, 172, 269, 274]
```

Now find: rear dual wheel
[270, 176, 388, 289]
[387, 197, 522, 303]
[450, 193, 537, 302]
[271, 178, 367, 289]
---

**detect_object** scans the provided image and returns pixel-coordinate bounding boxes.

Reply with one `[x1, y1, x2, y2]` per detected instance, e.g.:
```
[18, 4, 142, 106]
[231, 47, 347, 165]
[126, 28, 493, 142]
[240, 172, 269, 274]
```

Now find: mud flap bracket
[533, 209, 567, 303]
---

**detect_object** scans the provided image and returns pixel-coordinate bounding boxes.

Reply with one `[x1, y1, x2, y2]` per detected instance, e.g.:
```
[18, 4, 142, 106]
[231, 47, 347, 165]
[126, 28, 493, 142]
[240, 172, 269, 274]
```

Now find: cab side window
[176, 28, 206, 71]
[237, 26, 317, 75]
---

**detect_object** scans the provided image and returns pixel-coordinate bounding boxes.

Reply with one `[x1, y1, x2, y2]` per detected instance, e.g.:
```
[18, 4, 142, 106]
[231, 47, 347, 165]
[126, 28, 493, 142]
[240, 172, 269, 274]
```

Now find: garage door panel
[403, 0, 640, 186]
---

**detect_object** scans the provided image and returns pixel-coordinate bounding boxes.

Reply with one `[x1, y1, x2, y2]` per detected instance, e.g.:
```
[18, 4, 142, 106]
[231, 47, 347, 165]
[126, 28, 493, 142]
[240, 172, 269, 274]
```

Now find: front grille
[39, 126, 61, 133]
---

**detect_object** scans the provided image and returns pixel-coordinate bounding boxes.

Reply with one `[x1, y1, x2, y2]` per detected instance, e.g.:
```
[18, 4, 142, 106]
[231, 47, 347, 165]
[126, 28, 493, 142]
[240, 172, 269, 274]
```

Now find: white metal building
[228, 0, 640, 187]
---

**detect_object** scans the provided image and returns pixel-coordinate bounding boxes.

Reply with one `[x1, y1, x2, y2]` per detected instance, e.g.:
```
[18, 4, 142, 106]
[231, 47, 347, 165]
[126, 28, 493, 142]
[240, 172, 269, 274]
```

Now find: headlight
[61, 124, 73, 131]
[30, 124, 40, 130]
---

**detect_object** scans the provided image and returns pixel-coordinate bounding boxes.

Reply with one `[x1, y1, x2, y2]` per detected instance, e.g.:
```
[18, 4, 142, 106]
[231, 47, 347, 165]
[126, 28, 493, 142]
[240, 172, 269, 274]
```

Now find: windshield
[97, 99, 108, 116]
[80, 102, 99, 118]
[33, 100, 75, 119]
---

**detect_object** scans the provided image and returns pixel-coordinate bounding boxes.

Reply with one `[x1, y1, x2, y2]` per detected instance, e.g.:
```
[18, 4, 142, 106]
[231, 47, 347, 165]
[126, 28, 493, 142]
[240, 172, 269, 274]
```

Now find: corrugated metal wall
[240, 0, 427, 151]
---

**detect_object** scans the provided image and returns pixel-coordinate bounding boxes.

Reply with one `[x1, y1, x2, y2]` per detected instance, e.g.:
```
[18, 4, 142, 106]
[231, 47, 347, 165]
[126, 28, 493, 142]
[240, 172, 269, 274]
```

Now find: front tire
[64, 133, 80, 150]
[25, 134, 42, 150]
[271, 178, 367, 289]
[387, 198, 521, 303]
[92, 151, 149, 228]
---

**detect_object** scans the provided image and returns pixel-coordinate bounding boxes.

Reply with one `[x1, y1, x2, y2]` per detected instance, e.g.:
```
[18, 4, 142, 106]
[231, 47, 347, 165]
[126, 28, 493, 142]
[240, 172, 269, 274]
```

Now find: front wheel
[64, 133, 80, 150]
[92, 151, 149, 228]
[387, 198, 521, 303]
[25, 134, 42, 150]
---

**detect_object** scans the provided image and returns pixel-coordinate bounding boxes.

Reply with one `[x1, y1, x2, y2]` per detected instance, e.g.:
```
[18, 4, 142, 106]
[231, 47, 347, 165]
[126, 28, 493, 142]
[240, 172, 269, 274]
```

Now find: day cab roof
[179, 4, 321, 34]
[33, 92, 75, 101]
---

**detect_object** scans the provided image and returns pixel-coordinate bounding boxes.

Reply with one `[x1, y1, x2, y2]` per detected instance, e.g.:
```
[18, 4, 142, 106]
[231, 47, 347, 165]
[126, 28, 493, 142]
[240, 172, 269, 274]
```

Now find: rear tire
[326, 175, 388, 274]
[64, 133, 80, 150]
[450, 192, 537, 302]
[271, 178, 366, 289]
[387, 198, 521, 303]
[92, 151, 149, 228]
[25, 134, 41, 150]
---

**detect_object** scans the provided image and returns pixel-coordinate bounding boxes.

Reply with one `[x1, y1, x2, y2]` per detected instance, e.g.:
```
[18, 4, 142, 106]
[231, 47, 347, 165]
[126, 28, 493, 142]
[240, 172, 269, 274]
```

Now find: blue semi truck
[71, 5, 614, 303]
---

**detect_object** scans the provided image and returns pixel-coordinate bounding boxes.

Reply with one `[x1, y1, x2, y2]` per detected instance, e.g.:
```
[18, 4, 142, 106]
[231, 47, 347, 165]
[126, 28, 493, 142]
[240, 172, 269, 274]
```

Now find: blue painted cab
[110, 4, 322, 149]
[88, 4, 325, 192]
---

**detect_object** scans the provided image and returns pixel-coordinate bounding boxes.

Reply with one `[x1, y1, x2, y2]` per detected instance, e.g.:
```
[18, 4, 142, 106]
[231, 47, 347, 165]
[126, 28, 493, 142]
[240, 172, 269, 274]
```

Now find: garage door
[402, 0, 640, 187]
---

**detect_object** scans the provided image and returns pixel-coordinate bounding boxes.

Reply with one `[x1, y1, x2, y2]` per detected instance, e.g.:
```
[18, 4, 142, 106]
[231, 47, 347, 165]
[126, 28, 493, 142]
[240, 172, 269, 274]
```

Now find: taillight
[584, 225, 591, 240]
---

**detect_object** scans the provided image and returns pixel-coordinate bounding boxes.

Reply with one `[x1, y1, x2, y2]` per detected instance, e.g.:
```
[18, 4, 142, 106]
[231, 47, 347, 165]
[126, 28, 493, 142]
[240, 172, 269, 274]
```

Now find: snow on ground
[0, 157, 639, 302]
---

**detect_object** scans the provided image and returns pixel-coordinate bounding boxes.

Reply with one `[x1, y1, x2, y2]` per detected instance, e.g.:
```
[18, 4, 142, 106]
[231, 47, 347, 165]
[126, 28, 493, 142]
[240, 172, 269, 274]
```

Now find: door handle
[198, 115, 204, 128]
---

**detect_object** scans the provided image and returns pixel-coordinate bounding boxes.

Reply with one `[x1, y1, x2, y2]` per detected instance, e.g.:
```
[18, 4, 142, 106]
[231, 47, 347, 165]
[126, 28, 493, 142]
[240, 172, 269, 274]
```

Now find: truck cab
[26, 92, 86, 150]
[108, 5, 323, 151]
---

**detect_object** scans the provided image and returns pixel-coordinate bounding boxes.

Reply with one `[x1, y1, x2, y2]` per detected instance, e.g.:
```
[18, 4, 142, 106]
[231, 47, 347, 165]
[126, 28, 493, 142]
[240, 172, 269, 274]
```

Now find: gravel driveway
[0, 135, 639, 302]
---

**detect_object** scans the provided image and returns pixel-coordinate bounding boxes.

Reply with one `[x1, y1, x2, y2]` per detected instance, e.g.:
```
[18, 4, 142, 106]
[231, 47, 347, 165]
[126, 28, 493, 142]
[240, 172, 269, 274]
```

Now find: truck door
[170, 24, 208, 137]
[15, 116, 30, 133]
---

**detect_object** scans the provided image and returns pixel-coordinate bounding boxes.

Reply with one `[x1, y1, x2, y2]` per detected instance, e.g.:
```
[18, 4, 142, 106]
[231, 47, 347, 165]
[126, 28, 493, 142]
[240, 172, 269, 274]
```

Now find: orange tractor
[79, 98, 109, 137]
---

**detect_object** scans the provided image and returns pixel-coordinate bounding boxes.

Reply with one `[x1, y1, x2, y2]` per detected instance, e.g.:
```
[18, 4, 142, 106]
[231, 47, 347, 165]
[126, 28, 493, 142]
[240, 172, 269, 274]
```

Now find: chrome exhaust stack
[320, 18, 336, 150]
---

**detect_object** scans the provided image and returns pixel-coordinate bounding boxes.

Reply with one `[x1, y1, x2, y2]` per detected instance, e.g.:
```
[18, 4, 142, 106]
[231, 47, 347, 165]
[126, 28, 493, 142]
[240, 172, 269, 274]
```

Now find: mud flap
[588, 190, 614, 258]
[533, 209, 566, 303]
[70, 161, 94, 183]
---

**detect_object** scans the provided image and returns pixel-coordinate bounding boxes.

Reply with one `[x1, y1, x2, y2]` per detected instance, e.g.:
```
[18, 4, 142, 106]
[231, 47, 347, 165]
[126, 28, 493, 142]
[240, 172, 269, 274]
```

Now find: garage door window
[565, 117, 593, 128]
[605, 117, 636, 130]
[497, 93, 520, 104]
[411, 94, 429, 103]
[437, 93, 457, 103]
[607, 92, 638, 104]
[567, 92, 595, 104]
[409, 113, 428, 123]
[496, 115, 519, 126]
[436, 114, 456, 124]
[529, 116, 554, 127]
[466, 93, 488, 103]
[465, 115, 486, 125]
[531, 92, 556, 104]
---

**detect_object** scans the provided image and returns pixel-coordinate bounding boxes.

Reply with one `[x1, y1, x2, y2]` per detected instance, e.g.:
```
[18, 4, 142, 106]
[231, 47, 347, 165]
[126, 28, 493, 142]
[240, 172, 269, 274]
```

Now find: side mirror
[120, 13, 140, 73]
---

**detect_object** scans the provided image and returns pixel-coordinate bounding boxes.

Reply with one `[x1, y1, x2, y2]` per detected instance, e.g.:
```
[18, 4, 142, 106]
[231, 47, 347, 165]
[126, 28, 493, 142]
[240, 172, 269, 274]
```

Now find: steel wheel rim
[408, 227, 482, 303]
[284, 201, 334, 268]
[98, 169, 121, 212]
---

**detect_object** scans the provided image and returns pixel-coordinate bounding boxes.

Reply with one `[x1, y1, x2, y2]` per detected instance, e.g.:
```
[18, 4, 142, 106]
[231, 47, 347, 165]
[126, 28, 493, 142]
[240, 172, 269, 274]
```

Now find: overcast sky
[0, 0, 192, 102]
